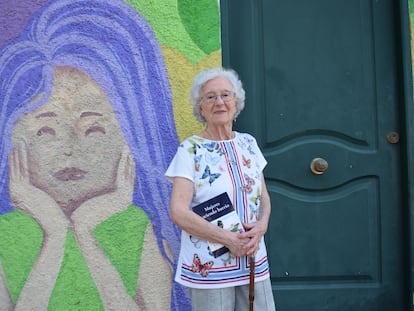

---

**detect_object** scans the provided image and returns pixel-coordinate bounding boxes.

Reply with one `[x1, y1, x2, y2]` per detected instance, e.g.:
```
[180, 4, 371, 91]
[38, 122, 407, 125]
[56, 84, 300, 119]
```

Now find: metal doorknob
[310, 158, 328, 175]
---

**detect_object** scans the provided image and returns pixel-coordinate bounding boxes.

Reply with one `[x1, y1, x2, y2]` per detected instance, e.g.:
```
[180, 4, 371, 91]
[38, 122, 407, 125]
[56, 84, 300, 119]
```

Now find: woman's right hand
[9, 140, 68, 231]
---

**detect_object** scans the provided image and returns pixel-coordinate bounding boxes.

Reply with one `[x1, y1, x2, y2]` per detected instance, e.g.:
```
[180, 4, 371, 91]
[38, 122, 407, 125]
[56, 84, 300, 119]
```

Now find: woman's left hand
[238, 220, 267, 257]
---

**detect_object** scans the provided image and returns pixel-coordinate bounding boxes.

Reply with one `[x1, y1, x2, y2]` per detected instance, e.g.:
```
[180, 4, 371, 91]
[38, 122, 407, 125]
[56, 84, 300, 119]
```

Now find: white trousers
[189, 278, 276, 311]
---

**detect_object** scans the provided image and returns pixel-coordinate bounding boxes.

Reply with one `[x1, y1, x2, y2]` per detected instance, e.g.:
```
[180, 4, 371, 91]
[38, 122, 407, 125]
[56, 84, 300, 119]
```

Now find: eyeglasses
[202, 91, 235, 104]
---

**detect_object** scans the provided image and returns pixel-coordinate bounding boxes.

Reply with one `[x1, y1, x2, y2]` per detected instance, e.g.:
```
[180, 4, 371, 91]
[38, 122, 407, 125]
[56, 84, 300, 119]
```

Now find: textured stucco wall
[0, 0, 220, 310]
[126, 0, 221, 141]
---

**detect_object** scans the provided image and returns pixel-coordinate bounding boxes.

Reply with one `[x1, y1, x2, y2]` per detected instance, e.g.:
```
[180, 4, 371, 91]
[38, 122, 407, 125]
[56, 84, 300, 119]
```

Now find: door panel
[221, 0, 406, 310]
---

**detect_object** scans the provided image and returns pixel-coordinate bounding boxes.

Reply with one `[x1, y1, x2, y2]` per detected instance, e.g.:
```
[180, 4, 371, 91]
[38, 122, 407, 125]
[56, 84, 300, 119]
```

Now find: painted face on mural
[12, 66, 128, 215]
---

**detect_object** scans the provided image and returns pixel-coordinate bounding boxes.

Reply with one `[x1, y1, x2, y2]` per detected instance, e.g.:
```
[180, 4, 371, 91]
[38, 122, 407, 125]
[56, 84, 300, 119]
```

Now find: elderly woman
[166, 68, 276, 310]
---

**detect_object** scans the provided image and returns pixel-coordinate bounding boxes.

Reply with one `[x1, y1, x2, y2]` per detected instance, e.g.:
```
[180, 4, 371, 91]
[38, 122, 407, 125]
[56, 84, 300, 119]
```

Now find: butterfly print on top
[192, 254, 214, 277]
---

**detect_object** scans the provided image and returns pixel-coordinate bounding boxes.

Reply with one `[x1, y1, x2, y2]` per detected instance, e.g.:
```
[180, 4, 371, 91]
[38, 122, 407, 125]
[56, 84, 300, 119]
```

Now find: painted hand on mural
[71, 145, 140, 310]
[9, 139, 69, 230]
[71, 145, 135, 229]
[70, 145, 172, 311]
[9, 141, 68, 311]
[136, 225, 173, 310]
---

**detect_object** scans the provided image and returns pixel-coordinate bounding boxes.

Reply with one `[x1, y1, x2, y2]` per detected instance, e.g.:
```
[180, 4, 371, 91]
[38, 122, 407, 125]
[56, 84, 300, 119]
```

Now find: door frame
[399, 1, 414, 309]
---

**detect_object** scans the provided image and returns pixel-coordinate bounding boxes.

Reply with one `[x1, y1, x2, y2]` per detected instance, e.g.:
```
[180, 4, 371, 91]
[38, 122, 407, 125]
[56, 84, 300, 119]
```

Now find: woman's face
[12, 66, 128, 215]
[199, 77, 237, 127]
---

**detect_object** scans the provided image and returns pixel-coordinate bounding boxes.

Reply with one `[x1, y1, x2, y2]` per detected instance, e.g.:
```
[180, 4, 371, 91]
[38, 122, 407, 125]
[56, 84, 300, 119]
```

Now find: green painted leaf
[0, 211, 43, 303]
[178, 0, 220, 55]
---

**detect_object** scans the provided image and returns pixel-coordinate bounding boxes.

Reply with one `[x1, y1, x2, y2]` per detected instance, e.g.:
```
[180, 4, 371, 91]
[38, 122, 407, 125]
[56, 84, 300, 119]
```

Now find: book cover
[192, 192, 244, 258]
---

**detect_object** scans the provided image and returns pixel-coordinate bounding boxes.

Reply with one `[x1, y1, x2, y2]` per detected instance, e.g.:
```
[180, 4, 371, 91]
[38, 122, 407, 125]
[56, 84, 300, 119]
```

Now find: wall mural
[0, 0, 221, 310]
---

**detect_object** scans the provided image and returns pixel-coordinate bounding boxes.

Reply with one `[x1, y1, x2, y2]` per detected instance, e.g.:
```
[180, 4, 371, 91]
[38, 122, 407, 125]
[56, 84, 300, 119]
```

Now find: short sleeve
[165, 144, 195, 182]
[245, 133, 267, 172]
[255, 142, 267, 172]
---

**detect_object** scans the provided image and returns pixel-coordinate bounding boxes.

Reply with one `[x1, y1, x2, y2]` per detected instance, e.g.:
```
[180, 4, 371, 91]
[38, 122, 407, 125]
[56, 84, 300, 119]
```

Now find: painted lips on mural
[54, 167, 86, 181]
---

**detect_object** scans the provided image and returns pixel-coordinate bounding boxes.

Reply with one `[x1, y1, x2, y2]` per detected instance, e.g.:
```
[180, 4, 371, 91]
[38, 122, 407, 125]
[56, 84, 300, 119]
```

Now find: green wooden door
[221, 1, 408, 310]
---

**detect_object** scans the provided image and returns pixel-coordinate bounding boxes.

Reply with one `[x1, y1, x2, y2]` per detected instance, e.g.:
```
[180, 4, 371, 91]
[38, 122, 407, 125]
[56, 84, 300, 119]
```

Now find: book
[192, 192, 244, 258]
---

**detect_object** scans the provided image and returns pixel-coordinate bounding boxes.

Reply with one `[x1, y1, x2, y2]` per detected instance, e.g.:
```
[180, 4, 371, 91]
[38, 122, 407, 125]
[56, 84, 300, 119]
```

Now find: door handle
[386, 132, 399, 144]
[310, 157, 328, 175]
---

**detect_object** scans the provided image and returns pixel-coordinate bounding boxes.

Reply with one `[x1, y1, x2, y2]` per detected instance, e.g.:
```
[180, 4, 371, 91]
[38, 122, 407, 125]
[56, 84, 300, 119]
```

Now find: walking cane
[249, 255, 255, 311]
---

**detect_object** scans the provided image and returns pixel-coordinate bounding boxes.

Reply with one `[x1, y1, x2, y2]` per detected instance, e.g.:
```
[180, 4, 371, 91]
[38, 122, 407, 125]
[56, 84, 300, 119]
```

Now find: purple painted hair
[0, 0, 188, 309]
